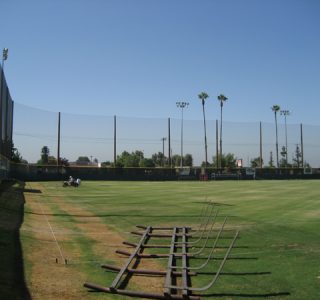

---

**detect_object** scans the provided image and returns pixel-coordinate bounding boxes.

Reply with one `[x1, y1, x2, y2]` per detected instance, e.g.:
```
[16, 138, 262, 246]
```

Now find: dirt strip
[22, 182, 165, 299]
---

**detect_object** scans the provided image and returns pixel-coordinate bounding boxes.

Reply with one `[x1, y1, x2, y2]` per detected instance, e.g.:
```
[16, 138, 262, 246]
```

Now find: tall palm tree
[198, 92, 209, 168]
[217, 94, 228, 169]
[271, 105, 280, 168]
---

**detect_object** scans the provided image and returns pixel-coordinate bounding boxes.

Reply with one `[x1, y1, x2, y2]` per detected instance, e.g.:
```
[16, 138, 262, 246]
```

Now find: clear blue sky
[1, 0, 320, 124]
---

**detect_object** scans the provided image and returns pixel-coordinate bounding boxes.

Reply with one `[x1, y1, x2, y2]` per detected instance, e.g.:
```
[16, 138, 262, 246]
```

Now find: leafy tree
[184, 154, 193, 167]
[11, 143, 27, 163]
[40, 146, 49, 164]
[11, 149, 22, 163]
[76, 156, 91, 165]
[139, 158, 155, 168]
[171, 155, 181, 167]
[268, 151, 274, 167]
[48, 156, 57, 165]
[152, 152, 165, 167]
[37, 147, 58, 165]
[11, 149, 26, 163]
[116, 150, 144, 167]
[101, 161, 112, 167]
[170, 154, 193, 167]
[211, 153, 236, 169]
[251, 157, 263, 168]
[292, 145, 302, 168]
[59, 157, 69, 166]
[279, 146, 292, 167]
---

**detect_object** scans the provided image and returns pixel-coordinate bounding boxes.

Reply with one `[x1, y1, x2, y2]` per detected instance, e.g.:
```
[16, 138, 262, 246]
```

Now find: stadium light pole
[1, 48, 8, 69]
[280, 110, 290, 166]
[271, 105, 280, 168]
[176, 101, 189, 168]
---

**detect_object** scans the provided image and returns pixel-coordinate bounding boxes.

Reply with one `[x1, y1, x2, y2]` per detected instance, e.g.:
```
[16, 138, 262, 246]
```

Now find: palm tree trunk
[219, 103, 223, 169]
[202, 102, 208, 168]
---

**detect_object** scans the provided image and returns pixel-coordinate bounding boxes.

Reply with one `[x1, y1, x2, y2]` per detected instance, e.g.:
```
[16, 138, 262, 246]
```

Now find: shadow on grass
[198, 292, 290, 298]
[0, 180, 31, 300]
[198, 271, 271, 276]
[196, 201, 235, 206]
[23, 211, 233, 219]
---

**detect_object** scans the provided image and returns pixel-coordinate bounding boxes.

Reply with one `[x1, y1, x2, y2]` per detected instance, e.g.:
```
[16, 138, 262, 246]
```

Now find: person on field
[68, 176, 75, 185]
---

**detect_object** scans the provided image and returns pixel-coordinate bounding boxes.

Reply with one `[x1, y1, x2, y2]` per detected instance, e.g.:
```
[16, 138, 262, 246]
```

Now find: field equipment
[84, 203, 239, 299]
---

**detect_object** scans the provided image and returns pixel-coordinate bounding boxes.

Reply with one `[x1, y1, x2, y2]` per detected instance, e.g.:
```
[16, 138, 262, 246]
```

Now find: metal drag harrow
[84, 204, 239, 299]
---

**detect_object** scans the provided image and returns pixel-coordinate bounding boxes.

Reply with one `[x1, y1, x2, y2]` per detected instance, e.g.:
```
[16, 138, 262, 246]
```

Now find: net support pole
[300, 123, 304, 168]
[114, 115, 117, 165]
[168, 117, 171, 167]
[57, 112, 61, 169]
[259, 121, 263, 168]
[216, 119, 219, 168]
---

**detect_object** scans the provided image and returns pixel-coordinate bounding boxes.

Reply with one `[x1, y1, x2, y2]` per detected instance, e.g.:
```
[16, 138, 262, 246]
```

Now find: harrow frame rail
[84, 204, 239, 299]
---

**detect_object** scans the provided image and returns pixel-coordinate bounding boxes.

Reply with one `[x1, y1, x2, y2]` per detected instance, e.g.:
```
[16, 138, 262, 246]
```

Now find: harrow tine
[175, 204, 215, 245]
[170, 217, 228, 270]
[165, 230, 239, 292]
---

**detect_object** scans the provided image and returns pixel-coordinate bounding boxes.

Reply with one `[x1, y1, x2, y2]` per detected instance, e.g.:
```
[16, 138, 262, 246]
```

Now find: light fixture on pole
[176, 101, 189, 168]
[280, 110, 290, 166]
[1, 48, 8, 67]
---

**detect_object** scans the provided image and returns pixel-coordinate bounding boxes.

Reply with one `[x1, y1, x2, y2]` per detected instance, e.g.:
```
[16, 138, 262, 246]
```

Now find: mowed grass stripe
[22, 180, 320, 299]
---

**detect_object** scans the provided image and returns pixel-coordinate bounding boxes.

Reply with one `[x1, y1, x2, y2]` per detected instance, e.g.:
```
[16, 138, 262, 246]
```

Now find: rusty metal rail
[110, 225, 151, 291]
[84, 203, 239, 299]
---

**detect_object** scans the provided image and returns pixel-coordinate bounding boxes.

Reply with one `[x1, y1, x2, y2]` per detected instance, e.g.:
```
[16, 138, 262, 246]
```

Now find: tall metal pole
[176, 102, 189, 168]
[216, 119, 219, 168]
[280, 110, 290, 166]
[57, 112, 61, 167]
[168, 118, 171, 167]
[259, 121, 263, 168]
[161, 137, 167, 166]
[275, 112, 279, 168]
[114, 115, 117, 166]
[300, 123, 304, 168]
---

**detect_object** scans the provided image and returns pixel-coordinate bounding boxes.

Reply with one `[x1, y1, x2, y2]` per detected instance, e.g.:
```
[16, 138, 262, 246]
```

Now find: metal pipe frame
[85, 212, 239, 299]
[84, 281, 201, 300]
[110, 226, 151, 291]
[170, 217, 228, 270]
[101, 264, 197, 276]
[165, 231, 239, 292]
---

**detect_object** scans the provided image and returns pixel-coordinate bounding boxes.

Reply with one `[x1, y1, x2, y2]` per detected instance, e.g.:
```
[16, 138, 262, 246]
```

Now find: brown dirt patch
[22, 182, 165, 299]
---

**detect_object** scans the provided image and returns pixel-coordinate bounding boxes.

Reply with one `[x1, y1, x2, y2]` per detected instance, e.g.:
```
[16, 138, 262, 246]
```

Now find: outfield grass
[20, 180, 320, 299]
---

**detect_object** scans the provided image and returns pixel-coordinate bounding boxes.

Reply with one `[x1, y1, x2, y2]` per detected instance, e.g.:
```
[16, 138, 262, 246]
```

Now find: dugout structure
[0, 64, 14, 179]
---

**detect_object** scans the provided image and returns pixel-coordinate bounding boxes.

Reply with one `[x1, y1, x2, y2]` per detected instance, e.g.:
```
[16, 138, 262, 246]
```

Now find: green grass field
[17, 180, 320, 299]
